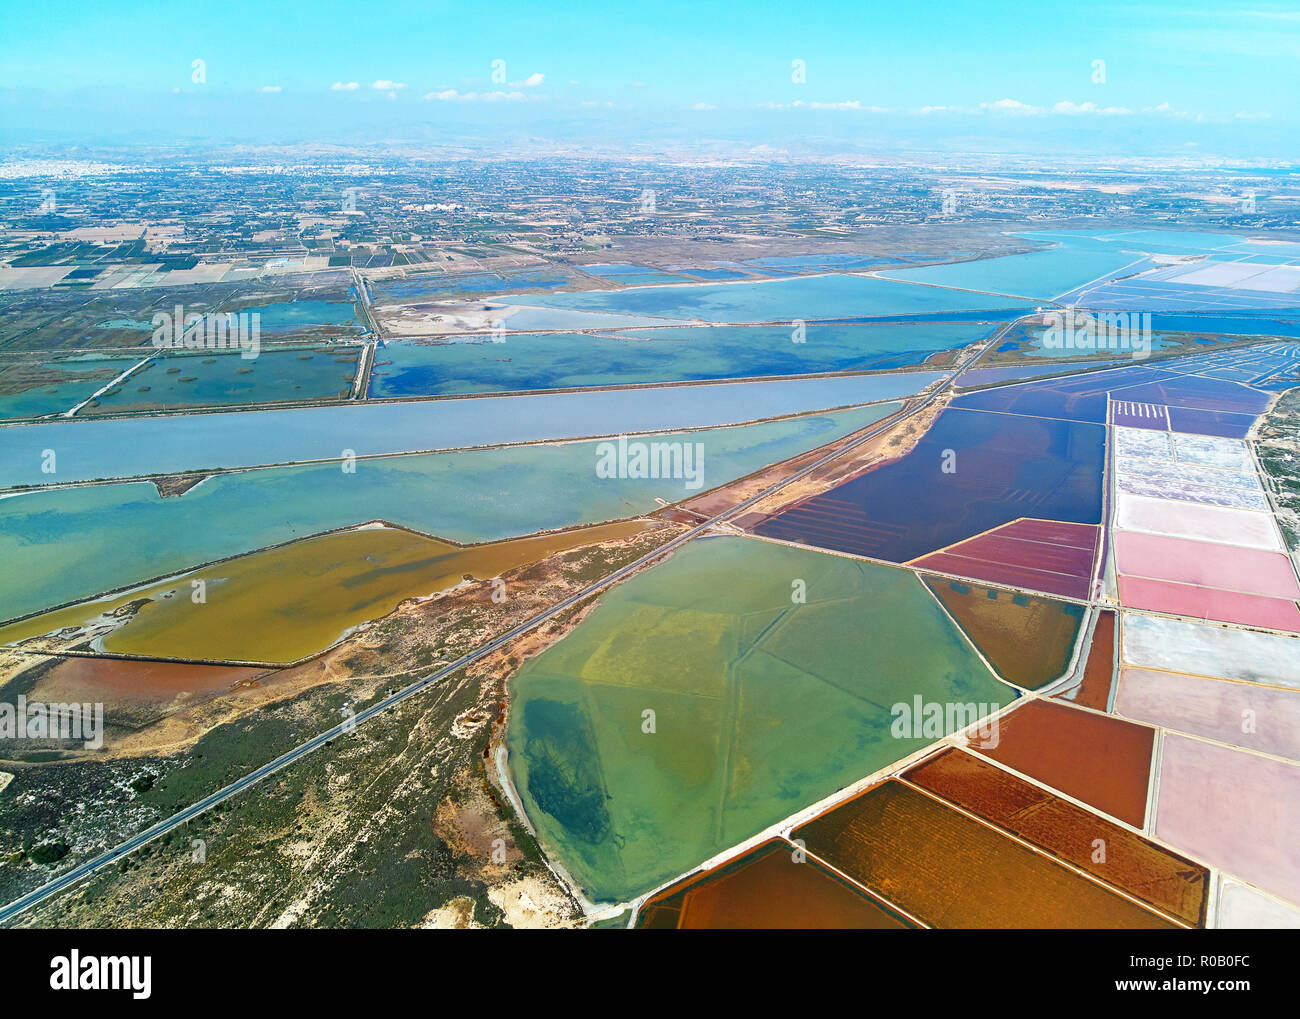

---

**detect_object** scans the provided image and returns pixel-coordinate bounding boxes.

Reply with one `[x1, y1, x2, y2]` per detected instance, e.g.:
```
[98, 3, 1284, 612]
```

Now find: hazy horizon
[4, 0, 1299, 161]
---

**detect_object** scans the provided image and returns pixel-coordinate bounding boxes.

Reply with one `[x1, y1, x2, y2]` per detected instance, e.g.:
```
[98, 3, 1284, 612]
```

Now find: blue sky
[2, 0, 1297, 156]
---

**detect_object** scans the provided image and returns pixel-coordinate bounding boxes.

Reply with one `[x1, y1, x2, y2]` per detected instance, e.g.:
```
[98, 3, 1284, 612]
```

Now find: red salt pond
[1117, 575, 1300, 633]
[974, 699, 1154, 828]
[910, 518, 1098, 599]
[36, 655, 267, 700]
[1115, 532, 1300, 600]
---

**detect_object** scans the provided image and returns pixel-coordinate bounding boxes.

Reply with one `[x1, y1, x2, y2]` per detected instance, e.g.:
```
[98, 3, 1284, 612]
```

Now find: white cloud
[1143, 101, 1192, 118]
[1052, 100, 1133, 116]
[511, 72, 545, 87]
[758, 99, 890, 111]
[979, 98, 1043, 115]
[370, 80, 406, 91]
[259, 85, 282, 94]
[330, 81, 360, 91]
[422, 89, 527, 103]
[692, 102, 716, 110]
[813, 100, 890, 111]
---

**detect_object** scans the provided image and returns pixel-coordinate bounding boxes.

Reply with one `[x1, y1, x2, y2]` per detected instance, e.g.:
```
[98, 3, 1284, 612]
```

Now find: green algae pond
[505, 535, 1016, 903]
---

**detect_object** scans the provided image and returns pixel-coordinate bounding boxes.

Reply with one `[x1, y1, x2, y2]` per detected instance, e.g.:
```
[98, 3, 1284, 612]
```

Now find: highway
[0, 325, 1004, 925]
[350, 267, 380, 337]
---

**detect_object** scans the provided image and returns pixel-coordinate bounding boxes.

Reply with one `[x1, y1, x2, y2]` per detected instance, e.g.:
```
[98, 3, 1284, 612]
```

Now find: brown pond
[976, 698, 1154, 827]
[32, 655, 266, 701]
[905, 748, 1206, 925]
[924, 576, 1083, 690]
[1054, 609, 1115, 711]
[636, 838, 912, 929]
[793, 780, 1174, 929]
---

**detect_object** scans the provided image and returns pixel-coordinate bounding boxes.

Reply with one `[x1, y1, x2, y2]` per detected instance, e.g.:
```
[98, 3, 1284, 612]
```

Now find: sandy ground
[374, 301, 520, 336]
[434, 769, 580, 929]
[717, 396, 944, 522]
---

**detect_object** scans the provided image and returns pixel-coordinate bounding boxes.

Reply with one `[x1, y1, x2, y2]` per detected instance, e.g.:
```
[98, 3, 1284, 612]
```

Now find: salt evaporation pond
[0, 371, 939, 485]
